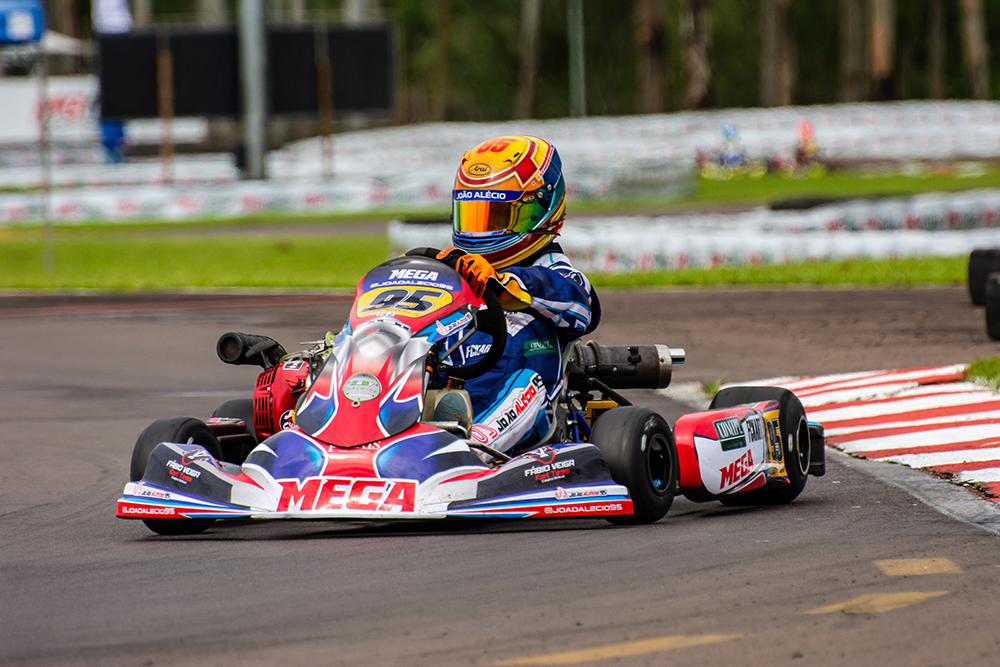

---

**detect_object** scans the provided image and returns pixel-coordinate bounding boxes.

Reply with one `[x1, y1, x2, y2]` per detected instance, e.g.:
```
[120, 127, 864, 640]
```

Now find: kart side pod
[569, 341, 686, 390]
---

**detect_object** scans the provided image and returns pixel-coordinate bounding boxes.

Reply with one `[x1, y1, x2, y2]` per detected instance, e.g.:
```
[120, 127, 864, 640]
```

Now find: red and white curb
[746, 364, 1000, 501]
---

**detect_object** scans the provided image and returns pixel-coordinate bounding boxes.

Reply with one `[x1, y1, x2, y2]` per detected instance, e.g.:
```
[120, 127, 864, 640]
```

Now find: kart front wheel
[131, 417, 223, 536]
[590, 407, 677, 525]
[710, 386, 810, 505]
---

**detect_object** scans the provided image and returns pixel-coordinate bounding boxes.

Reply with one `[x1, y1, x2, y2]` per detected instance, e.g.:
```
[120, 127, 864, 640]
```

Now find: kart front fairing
[117, 256, 633, 523]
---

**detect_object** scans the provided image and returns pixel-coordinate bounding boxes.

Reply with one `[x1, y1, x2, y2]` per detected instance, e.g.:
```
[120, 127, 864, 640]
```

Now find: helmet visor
[452, 190, 551, 234]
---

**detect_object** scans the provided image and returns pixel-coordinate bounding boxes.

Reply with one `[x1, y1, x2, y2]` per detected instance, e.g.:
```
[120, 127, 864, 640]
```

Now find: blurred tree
[928, 0, 943, 98]
[635, 0, 667, 113]
[760, 0, 794, 106]
[515, 0, 541, 118]
[959, 0, 989, 99]
[682, 0, 711, 108]
[839, 0, 866, 101]
[429, 0, 450, 120]
[868, 0, 896, 99]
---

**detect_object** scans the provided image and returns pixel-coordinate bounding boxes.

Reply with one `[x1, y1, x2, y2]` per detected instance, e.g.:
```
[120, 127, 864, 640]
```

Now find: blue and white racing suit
[443, 244, 600, 454]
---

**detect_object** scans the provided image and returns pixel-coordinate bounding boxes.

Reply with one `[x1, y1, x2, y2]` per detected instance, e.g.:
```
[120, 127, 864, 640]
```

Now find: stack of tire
[968, 249, 1000, 340]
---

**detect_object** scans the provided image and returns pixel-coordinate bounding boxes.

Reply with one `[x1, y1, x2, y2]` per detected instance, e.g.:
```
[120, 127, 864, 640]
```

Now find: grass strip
[0, 236, 388, 290]
[590, 256, 966, 288]
[966, 356, 1000, 389]
[0, 234, 968, 290]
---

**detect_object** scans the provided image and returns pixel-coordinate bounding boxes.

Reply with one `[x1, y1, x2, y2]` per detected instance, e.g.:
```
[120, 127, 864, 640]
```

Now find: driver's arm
[439, 247, 597, 335]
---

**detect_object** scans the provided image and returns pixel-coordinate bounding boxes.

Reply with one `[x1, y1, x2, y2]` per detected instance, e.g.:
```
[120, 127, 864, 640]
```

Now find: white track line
[836, 423, 1000, 454]
[884, 447, 1000, 468]
[826, 409, 1000, 437]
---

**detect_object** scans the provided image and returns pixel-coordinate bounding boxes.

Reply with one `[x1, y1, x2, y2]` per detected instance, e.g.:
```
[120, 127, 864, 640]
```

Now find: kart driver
[434, 135, 600, 455]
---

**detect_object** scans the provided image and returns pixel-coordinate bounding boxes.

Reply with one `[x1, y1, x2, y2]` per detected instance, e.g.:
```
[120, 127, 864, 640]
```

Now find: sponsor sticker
[279, 410, 295, 431]
[282, 359, 307, 371]
[713, 416, 746, 452]
[166, 459, 203, 484]
[181, 449, 215, 466]
[523, 338, 556, 356]
[468, 163, 492, 176]
[543, 503, 623, 515]
[436, 312, 473, 338]
[524, 458, 575, 483]
[119, 504, 176, 516]
[470, 424, 498, 444]
[554, 487, 607, 500]
[343, 373, 381, 402]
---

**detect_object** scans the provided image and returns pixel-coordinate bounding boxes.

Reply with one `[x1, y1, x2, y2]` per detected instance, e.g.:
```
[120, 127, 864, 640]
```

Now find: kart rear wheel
[130, 417, 223, 536]
[710, 386, 810, 505]
[590, 407, 677, 524]
[211, 398, 258, 463]
[211, 398, 256, 439]
[968, 248, 1000, 305]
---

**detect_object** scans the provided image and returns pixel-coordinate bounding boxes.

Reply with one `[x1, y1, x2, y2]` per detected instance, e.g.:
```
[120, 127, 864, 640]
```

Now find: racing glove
[436, 247, 531, 311]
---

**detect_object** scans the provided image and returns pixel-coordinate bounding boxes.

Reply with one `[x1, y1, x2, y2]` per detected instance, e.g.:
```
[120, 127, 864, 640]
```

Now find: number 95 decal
[356, 286, 453, 318]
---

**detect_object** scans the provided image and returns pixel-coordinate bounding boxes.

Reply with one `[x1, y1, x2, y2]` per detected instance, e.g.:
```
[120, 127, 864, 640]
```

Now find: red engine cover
[253, 360, 310, 439]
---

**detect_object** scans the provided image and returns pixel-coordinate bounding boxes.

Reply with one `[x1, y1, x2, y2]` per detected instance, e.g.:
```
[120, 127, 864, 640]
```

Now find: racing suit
[444, 243, 600, 454]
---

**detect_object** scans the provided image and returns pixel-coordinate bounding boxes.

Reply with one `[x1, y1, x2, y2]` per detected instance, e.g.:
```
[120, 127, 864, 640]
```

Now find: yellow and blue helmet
[451, 135, 566, 269]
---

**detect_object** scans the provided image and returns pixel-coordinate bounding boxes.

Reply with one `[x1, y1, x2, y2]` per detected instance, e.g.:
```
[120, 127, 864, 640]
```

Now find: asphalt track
[3, 286, 1000, 667]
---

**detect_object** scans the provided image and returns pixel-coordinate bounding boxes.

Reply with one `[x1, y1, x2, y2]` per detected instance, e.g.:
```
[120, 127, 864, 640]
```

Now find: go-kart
[117, 249, 825, 536]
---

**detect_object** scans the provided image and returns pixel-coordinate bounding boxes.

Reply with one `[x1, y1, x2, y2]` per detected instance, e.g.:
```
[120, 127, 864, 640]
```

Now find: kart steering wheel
[404, 247, 507, 380]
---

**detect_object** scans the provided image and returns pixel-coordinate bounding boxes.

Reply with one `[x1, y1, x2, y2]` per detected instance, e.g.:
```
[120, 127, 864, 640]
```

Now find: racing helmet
[451, 135, 566, 269]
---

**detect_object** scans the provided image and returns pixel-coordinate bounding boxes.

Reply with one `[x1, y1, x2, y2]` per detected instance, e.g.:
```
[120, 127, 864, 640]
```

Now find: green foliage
[966, 356, 1000, 389]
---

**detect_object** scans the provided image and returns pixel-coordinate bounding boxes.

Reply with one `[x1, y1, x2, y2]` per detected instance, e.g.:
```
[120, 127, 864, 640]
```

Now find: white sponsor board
[0, 75, 209, 149]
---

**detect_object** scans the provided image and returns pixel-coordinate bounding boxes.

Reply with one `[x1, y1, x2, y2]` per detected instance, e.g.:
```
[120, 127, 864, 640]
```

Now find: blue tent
[0, 0, 44, 44]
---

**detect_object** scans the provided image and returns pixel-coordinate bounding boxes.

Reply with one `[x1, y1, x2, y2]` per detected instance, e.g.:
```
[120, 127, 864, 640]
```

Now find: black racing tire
[985, 273, 1000, 340]
[211, 398, 257, 441]
[968, 248, 1000, 305]
[589, 406, 677, 525]
[130, 417, 222, 536]
[710, 386, 810, 505]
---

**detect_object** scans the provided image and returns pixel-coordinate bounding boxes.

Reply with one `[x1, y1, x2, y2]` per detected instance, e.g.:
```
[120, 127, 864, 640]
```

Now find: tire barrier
[5, 99, 1000, 223]
[389, 191, 1000, 272]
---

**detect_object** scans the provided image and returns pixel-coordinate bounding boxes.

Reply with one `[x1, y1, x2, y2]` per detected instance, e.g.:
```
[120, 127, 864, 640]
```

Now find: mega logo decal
[388, 269, 440, 281]
[166, 459, 203, 484]
[719, 449, 754, 488]
[277, 477, 417, 513]
[713, 416, 746, 452]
